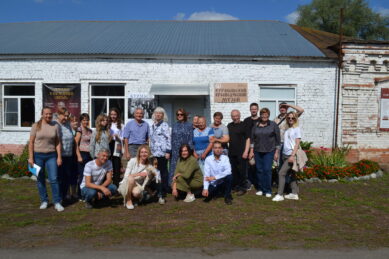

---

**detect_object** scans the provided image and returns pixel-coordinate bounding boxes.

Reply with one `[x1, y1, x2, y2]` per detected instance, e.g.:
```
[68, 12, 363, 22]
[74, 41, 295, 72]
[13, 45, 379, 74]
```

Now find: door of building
[156, 95, 210, 127]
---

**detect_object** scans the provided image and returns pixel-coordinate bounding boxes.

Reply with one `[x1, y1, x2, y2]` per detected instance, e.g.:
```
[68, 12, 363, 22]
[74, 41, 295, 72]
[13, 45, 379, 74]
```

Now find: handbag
[288, 129, 308, 172]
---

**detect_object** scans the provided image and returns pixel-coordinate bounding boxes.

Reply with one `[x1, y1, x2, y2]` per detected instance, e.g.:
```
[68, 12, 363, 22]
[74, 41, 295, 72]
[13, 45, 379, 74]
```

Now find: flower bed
[296, 160, 380, 180]
[0, 145, 30, 178]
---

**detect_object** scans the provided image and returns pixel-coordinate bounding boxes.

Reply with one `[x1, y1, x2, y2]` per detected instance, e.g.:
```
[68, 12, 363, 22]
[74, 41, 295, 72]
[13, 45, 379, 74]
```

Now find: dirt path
[1, 247, 389, 259]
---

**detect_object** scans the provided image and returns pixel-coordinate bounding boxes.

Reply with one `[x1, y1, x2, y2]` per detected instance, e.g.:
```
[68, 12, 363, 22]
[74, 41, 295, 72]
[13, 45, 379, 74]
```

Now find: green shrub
[308, 146, 350, 168]
[0, 144, 30, 178]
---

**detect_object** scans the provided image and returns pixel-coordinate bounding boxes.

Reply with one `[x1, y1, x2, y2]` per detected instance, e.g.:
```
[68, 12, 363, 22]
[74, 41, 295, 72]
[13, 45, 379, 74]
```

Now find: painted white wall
[0, 58, 337, 147]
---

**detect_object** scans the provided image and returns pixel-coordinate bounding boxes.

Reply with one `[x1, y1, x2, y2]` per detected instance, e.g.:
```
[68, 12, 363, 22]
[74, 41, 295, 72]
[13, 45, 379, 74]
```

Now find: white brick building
[4, 20, 375, 161]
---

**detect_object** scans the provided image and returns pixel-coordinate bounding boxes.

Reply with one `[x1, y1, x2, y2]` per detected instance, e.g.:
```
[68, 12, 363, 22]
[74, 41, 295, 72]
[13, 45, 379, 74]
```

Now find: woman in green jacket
[172, 144, 203, 202]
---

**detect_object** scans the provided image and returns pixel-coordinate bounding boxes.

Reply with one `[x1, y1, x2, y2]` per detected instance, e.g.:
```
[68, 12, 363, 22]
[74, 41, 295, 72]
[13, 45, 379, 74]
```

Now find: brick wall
[341, 43, 389, 165]
[0, 58, 337, 154]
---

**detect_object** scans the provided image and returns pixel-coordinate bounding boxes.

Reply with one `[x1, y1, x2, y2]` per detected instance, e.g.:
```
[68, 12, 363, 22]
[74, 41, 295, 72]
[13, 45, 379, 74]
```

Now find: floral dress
[169, 121, 193, 184]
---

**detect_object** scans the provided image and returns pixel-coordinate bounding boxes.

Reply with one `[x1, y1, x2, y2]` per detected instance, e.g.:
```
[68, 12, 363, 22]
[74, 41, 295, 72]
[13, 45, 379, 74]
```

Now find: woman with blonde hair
[150, 106, 171, 204]
[272, 111, 301, 202]
[90, 114, 111, 159]
[28, 107, 64, 212]
[118, 144, 156, 210]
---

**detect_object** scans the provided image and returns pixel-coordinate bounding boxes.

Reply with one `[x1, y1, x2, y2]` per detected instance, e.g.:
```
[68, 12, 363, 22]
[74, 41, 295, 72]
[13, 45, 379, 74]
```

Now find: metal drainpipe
[334, 8, 344, 149]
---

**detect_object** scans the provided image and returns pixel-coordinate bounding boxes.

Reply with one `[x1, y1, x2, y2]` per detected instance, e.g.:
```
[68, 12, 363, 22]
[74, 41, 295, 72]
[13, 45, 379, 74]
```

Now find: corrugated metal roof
[0, 20, 326, 57]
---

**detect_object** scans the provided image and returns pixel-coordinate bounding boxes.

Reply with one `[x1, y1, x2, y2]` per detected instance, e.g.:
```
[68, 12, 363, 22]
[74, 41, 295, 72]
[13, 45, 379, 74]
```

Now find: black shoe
[203, 197, 212, 203]
[224, 197, 233, 205]
[85, 201, 93, 209]
[236, 190, 247, 196]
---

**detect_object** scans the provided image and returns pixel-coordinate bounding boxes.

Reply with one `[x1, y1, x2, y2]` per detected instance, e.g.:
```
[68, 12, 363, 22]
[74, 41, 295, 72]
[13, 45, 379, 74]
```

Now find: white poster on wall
[127, 93, 156, 125]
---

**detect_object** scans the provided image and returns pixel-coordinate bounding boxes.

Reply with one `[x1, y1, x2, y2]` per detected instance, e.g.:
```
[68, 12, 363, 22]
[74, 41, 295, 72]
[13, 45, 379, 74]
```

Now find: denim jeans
[208, 174, 233, 199]
[34, 152, 61, 204]
[58, 156, 74, 200]
[81, 184, 118, 203]
[254, 151, 275, 195]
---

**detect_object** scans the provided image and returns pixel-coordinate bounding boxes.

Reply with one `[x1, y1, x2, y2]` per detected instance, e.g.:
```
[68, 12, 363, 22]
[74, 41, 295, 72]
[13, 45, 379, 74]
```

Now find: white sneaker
[272, 194, 284, 202]
[183, 194, 195, 203]
[158, 197, 166, 205]
[54, 203, 64, 212]
[285, 193, 299, 200]
[265, 193, 272, 198]
[126, 203, 135, 210]
[39, 201, 48, 209]
[255, 191, 263, 196]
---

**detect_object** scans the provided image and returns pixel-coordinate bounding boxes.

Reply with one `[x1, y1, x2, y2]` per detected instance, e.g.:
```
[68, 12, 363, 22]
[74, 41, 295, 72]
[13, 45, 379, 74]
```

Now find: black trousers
[109, 140, 122, 187]
[229, 154, 248, 191]
[156, 156, 169, 197]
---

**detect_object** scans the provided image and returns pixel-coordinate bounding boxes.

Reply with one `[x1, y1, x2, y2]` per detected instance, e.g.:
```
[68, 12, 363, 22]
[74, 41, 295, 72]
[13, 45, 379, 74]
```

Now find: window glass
[91, 99, 107, 127]
[21, 98, 35, 127]
[91, 85, 124, 96]
[4, 85, 34, 96]
[260, 88, 295, 100]
[4, 98, 18, 126]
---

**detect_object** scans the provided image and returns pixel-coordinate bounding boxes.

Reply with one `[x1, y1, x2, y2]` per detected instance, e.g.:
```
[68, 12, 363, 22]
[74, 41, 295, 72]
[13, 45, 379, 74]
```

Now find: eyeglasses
[287, 117, 295, 120]
[176, 113, 184, 116]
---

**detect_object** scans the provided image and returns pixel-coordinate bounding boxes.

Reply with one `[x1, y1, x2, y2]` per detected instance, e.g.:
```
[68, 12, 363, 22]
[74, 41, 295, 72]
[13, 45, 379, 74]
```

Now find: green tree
[296, 0, 389, 40]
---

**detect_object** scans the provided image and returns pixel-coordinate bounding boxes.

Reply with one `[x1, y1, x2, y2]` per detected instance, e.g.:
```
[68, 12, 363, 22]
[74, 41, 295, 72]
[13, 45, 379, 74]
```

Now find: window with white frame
[259, 86, 296, 120]
[90, 84, 125, 127]
[2, 84, 35, 128]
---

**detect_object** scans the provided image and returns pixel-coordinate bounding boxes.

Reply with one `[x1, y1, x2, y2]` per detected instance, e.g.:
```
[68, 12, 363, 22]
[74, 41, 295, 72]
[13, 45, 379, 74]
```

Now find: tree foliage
[296, 0, 389, 40]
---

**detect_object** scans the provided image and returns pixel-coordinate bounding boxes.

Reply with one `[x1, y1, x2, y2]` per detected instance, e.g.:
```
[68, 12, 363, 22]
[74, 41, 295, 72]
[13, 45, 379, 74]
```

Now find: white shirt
[203, 154, 232, 190]
[80, 160, 113, 189]
[110, 122, 123, 140]
[283, 127, 302, 156]
[120, 158, 154, 184]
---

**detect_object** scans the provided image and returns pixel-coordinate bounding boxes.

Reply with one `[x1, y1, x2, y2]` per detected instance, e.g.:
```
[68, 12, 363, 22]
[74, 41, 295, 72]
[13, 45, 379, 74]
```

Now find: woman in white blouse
[118, 144, 155, 210]
[150, 107, 171, 204]
[273, 112, 301, 202]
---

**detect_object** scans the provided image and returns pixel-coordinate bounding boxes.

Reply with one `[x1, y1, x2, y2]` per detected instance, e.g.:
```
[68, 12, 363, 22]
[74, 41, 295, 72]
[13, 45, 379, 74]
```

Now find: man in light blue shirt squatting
[123, 108, 149, 160]
[202, 141, 233, 205]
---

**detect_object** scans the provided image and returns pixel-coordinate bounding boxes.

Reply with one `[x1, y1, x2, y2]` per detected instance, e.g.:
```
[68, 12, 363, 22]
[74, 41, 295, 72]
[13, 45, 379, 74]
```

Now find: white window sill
[1, 128, 31, 132]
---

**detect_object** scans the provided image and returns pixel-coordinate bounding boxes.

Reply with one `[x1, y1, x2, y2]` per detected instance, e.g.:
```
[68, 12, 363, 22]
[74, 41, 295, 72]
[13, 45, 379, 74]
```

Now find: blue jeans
[208, 174, 233, 199]
[58, 156, 74, 200]
[254, 151, 275, 195]
[81, 184, 118, 203]
[34, 152, 61, 204]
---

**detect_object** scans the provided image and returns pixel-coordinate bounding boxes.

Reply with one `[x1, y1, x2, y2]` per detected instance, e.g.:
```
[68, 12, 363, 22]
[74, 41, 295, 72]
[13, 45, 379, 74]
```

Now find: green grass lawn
[0, 173, 388, 250]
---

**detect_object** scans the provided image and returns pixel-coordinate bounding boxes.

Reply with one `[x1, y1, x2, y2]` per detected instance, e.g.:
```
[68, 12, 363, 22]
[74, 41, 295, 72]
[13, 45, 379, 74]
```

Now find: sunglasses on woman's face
[287, 117, 295, 120]
[176, 113, 184, 116]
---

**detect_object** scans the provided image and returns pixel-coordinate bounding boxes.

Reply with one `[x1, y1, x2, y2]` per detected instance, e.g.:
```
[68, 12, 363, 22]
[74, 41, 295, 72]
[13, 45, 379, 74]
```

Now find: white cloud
[187, 11, 238, 21]
[173, 12, 186, 20]
[285, 11, 300, 24]
[376, 7, 389, 17]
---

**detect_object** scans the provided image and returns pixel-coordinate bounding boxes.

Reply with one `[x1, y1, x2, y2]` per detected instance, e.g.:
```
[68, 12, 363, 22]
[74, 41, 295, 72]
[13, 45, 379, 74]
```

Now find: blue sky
[0, 0, 388, 24]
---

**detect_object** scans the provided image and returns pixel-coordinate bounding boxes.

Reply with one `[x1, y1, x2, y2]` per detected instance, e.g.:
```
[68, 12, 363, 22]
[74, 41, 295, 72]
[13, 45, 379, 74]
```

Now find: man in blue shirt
[123, 108, 149, 160]
[202, 141, 233, 205]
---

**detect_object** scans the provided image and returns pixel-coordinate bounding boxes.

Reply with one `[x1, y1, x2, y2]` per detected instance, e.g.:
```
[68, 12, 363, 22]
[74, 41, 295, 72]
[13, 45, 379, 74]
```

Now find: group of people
[28, 101, 304, 212]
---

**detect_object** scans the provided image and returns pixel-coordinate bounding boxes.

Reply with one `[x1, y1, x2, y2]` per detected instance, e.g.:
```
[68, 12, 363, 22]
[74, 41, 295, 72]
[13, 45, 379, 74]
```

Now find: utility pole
[334, 8, 344, 149]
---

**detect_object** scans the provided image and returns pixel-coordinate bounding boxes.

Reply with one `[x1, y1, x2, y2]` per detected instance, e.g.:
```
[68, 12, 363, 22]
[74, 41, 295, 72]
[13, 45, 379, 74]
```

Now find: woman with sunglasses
[169, 108, 194, 189]
[272, 112, 301, 201]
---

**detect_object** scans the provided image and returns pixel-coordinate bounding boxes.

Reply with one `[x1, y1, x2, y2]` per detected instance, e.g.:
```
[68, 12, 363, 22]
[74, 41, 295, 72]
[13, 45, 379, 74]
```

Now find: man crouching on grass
[80, 149, 118, 209]
[202, 141, 233, 205]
